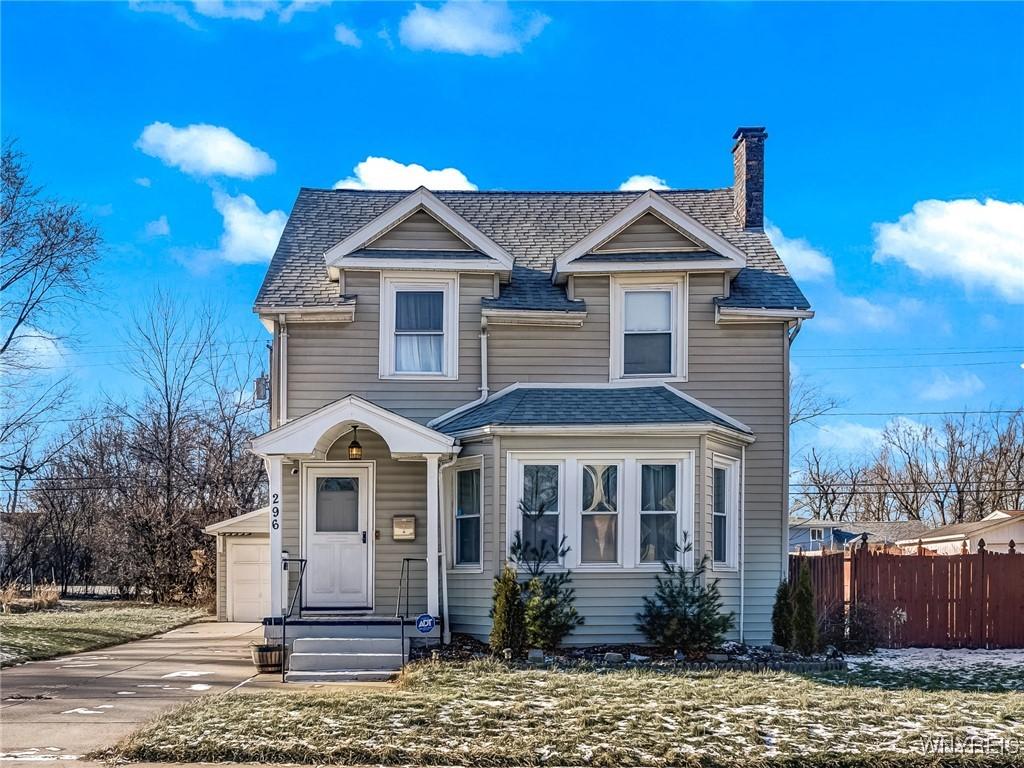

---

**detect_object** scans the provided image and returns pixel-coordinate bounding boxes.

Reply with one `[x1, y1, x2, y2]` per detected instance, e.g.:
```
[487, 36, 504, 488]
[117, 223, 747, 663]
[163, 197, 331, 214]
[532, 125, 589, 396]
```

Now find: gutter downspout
[278, 316, 289, 423]
[739, 444, 746, 643]
[438, 455, 458, 645]
[788, 317, 803, 344]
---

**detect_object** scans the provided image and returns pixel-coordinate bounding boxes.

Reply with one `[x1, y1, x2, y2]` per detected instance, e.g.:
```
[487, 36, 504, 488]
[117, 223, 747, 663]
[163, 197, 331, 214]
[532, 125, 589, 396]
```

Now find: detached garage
[204, 508, 271, 622]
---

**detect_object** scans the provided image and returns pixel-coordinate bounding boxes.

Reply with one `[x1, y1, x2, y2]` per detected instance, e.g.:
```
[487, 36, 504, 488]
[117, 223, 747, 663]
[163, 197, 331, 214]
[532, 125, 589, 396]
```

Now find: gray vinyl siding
[285, 271, 492, 424]
[445, 438, 495, 638]
[488, 276, 610, 388]
[593, 212, 702, 253]
[368, 210, 473, 251]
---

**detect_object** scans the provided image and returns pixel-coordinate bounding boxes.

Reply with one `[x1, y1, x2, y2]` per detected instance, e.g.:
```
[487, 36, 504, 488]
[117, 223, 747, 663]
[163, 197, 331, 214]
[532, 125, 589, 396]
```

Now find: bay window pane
[625, 290, 671, 332]
[523, 465, 558, 513]
[714, 468, 726, 515]
[581, 464, 617, 513]
[624, 332, 672, 375]
[456, 469, 480, 518]
[395, 334, 443, 373]
[641, 464, 676, 511]
[640, 513, 676, 563]
[522, 514, 558, 555]
[396, 291, 443, 331]
[714, 514, 727, 563]
[581, 514, 617, 563]
[456, 517, 480, 565]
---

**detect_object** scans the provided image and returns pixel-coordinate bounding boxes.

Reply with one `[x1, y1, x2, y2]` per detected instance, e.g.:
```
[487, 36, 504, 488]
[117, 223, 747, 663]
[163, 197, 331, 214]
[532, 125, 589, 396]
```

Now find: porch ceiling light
[347, 426, 363, 461]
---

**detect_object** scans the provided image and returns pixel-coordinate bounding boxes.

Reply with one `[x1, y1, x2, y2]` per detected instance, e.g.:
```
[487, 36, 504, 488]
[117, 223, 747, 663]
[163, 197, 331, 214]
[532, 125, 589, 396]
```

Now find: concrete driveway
[0, 620, 263, 761]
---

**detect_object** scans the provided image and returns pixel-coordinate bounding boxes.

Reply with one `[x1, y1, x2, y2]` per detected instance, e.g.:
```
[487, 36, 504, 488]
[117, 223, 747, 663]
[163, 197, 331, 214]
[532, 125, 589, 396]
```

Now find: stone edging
[673, 659, 847, 673]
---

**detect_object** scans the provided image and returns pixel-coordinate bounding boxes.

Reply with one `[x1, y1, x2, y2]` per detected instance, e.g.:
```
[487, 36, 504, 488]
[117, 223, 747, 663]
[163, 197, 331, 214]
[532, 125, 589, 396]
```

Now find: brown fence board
[792, 546, 1024, 648]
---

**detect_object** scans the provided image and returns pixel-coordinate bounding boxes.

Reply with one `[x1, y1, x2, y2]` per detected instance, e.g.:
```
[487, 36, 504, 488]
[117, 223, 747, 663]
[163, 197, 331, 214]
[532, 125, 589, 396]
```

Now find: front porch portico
[251, 395, 458, 622]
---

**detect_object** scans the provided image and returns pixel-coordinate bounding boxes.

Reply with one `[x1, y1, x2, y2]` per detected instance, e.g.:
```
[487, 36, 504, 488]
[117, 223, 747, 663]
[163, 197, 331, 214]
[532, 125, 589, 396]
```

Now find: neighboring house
[214, 127, 812, 678]
[896, 510, 1024, 555]
[789, 517, 931, 554]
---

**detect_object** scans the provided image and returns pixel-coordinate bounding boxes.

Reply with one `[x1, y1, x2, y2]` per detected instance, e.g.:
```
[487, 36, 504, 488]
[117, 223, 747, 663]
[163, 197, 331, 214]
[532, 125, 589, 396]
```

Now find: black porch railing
[395, 556, 428, 668]
[280, 557, 307, 683]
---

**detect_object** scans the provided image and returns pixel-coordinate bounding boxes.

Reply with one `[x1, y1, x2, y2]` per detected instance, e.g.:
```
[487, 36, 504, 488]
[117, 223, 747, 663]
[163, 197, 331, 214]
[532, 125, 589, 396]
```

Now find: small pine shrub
[489, 565, 526, 656]
[791, 560, 819, 656]
[523, 575, 583, 651]
[635, 535, 734, 654]
[770, 580, 793, 649]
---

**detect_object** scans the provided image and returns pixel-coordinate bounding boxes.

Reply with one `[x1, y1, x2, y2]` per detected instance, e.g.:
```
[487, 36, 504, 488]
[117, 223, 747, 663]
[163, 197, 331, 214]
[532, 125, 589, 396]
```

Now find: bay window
[380, 274, 458, 379]
[579, 463, 620, 564]
[639, 463, 678, 563]
[455, 466, 481, 567]
[521, 463, 561, 557]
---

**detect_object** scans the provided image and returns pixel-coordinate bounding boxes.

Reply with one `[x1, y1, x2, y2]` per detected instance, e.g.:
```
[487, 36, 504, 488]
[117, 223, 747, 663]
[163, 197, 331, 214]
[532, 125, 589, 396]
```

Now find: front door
[304, 465, 372, 609]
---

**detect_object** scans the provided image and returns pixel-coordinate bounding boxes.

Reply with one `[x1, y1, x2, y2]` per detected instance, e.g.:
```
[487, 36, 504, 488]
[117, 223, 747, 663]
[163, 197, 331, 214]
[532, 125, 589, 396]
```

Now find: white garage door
[227, 539, 270, 622]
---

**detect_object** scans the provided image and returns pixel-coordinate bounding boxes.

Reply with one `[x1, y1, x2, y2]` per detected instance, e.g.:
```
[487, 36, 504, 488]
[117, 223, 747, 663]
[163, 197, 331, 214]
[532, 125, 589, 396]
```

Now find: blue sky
[3, 1, 1022, 464]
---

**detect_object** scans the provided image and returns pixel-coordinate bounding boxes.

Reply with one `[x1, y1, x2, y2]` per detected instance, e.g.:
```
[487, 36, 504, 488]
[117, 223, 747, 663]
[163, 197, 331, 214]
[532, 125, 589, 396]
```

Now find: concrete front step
[288, 651, 404, 672]
[292, 637, 405, 655]
[285, 669, 400, 683]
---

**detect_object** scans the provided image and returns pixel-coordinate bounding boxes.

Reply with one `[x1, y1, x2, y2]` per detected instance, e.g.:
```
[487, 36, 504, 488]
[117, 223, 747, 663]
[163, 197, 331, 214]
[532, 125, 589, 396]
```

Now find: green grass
[104, 661, 1024, 767]
[0, 600, 205, 666]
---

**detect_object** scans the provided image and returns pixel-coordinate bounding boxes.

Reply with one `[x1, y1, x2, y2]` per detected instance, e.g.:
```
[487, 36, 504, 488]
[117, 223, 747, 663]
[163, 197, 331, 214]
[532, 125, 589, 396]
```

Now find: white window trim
[609, 274, 688, 383]
[379, 271, 459, 381]
[809, 527, 824, 542]
[576, 460, 624, 569]
[506, 451, 694, 573]
[447, 455, 484, 572]
[711, 453, 741, 571]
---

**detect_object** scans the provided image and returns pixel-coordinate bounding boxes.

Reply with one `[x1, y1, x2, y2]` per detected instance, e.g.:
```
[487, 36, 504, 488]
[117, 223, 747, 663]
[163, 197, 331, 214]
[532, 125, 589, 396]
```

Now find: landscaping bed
[0, 600, 205, 666]
[105, 660, 1024, 767]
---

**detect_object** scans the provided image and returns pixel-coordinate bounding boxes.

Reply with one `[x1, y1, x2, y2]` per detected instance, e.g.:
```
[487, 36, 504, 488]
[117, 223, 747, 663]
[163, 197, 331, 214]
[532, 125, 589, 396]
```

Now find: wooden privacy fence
[791, 542, 1024, 648]
[788, 552, 845, 620]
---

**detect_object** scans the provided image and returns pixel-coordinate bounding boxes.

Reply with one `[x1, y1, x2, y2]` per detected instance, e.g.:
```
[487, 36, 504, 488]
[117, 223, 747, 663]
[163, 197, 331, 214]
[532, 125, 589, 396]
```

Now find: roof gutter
[442, 422, 756, 444]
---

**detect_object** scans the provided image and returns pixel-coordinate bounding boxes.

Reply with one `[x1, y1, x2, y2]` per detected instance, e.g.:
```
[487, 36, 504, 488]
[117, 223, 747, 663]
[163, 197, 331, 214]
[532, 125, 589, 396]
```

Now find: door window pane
[640, 513, 676, 563]
[316, 477, 359, 532]
[641, 464, 676, 511]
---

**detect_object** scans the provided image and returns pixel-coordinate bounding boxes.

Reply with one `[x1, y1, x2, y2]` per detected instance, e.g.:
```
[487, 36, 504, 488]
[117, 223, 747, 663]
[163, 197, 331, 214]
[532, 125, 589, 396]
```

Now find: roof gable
[552, 191, 747, 282]
[324, 187, 513, 273]
[592, 211, 706, 254]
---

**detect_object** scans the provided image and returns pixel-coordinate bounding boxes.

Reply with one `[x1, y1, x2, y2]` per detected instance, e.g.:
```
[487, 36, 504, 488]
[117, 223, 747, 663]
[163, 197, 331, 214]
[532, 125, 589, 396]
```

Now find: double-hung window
[611, 276, 686, 381]
[639, 463, 679, 563]
[579, 463, 620, 564]
[380, 274, 457, 379]
[712, 456, 739, 569]
[521, 463, 561, 559]
[454, 466, 482, 567]
[809, 528, 824, 543]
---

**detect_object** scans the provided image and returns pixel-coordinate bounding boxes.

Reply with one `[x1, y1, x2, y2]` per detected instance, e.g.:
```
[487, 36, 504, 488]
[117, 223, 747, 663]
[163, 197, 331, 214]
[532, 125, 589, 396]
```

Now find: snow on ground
[841, 647, 1024, 692]
[847, 647, 1024, 670]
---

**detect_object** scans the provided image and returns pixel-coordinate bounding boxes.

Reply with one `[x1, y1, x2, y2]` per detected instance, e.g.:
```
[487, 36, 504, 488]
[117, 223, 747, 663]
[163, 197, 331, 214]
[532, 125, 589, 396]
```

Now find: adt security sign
[415, 613, 436, 634]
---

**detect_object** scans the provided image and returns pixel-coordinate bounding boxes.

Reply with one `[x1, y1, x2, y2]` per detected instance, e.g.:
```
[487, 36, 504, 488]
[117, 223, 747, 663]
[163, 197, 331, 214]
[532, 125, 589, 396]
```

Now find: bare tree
[790, 376, 843, 426]
[791, 449, 863, 521]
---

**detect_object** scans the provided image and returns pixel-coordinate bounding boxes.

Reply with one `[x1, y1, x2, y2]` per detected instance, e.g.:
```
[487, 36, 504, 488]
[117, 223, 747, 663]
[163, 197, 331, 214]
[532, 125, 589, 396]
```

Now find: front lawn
[0, 600, 205, 666]
[106, 661, 1024, 767]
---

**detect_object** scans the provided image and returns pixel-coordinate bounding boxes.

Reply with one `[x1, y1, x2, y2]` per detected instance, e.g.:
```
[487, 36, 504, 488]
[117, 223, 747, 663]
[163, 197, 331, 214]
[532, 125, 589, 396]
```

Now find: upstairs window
[380, 274, 458, 379]
[611, 276, 686, 381]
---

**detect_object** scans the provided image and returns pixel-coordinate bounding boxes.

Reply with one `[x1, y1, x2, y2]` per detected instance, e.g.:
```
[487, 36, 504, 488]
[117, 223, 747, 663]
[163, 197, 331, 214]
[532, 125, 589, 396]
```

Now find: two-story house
[222, 127, 811, 680]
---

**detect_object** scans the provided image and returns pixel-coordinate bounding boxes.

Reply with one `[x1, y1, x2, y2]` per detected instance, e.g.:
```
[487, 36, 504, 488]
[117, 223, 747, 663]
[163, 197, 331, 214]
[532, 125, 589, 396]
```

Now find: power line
[794, 348, 1024, 359]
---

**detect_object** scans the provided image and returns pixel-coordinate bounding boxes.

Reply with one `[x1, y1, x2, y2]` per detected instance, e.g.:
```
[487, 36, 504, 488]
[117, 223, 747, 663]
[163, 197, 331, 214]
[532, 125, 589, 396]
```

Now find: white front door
[304, 465, 373, 609]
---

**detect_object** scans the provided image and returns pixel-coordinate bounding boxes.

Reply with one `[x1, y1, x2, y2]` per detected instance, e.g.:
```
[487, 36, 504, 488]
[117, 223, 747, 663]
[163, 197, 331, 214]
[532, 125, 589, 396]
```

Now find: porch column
[267, 455, 284, 616]
[425, 453, 440, 617]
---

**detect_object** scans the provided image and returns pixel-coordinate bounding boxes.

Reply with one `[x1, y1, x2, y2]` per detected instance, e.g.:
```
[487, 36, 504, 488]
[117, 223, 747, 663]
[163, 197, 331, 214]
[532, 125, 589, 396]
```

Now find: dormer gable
[552, 190, 746, 284]
[324, 187, 514, 276]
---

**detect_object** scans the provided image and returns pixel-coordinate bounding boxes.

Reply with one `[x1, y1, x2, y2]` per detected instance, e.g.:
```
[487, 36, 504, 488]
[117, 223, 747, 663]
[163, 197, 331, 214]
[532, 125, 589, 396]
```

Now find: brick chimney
[732, 127, 767, 230]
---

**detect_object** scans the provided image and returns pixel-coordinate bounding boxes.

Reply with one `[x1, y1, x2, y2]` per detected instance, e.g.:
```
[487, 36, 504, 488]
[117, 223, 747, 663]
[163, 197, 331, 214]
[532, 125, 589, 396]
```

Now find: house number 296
[271, 493, 280, 530]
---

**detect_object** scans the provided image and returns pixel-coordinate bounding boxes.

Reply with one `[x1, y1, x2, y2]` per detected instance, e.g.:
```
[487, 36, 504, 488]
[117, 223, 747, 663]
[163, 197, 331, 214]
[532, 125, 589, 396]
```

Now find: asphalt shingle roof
[254, 188, 810, 313]
[432, 385, 748, 435]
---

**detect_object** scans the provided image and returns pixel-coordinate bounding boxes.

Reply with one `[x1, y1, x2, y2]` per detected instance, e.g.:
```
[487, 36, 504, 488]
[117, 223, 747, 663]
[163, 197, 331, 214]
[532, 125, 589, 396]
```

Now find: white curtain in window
[395, 291, 443, 373]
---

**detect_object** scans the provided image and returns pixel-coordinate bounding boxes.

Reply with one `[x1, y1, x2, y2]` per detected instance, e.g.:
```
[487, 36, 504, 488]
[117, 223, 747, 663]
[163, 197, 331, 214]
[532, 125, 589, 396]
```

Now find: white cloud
[873, 198, 1024, 303]
[0, 327, 65, 374]
[144, 215, 171, 238]
[980, 313, 1000, 331]
[192, 0, 270, 20]
[618, 174, 669, 192]
[134, 177, 152, 188]
[128, 1, 202, 29]
[920, 371, 985, 402]
[766, 221, 835, 282]
[334, 23, 362, 48]
[812, 420, 885, 455]
[130, 1, 328, 27]
[136, 122, 276, 179]
[278, 0, 328, 23]
[209, 190, 286, 264]
[399, 1, 549, 56]
[815, 294, 897, 333]
[334, 156, 477, 191]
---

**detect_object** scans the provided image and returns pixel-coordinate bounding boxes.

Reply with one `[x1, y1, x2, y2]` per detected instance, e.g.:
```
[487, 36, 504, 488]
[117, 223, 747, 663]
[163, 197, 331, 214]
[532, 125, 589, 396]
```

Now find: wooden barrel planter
[250, 643, 283, 674]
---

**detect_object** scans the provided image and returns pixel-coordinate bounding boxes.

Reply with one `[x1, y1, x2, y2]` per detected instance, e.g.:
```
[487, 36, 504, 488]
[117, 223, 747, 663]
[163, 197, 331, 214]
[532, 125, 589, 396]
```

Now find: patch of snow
[846, 647, 1024, 671]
